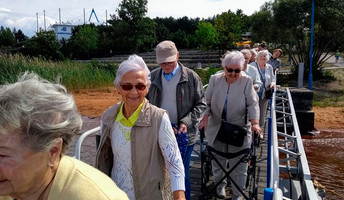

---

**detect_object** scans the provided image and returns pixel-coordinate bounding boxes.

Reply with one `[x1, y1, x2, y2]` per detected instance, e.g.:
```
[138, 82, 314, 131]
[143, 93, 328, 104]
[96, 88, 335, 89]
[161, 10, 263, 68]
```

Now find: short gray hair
[240, 49, 251, 58]
[114, 54, 151, 88]
[256, 50, 270, 62]
[0, 72, 82, 154]
[221, 51, 245, 69]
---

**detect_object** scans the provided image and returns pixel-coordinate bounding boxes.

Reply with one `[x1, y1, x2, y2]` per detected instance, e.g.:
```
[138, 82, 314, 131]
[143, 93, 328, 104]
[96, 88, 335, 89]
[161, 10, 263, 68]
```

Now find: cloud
[0, 8, 11, 12]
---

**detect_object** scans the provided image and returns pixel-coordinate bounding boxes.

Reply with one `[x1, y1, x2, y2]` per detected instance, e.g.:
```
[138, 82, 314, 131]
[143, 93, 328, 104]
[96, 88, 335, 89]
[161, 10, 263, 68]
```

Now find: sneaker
[216, 186, 226, 199]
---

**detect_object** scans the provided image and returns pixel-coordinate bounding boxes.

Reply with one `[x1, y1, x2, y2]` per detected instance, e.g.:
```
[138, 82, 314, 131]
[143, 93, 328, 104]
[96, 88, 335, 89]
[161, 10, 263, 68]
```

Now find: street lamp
[308, 0, 315, 90]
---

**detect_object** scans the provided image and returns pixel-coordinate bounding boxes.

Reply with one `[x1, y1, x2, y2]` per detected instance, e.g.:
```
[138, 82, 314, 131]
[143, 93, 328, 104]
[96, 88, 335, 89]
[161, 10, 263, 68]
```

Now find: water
[303, 129, 344, 199]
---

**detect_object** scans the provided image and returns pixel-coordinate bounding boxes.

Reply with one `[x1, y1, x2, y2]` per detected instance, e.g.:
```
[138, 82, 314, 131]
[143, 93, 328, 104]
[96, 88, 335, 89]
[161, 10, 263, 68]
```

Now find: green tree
[22, 30, 63, 60]
[170, 30, 189, 49]
[264, 0, 344, 80]
[195, 21, 218, 51]
[68, 24, 99, 59]
[135, 17, 157, 51]
[0, 27, 16, 46]
[14, 29, 28, 43]
[108, 0, 156, 52]
[250, 3, 273, 43]
[117, 0, 148, 23]
[214, 10, 244, 53]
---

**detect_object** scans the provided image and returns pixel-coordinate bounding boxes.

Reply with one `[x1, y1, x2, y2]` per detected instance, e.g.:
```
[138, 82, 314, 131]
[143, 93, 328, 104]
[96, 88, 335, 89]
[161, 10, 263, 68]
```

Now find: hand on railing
[253, 131, 260, 147]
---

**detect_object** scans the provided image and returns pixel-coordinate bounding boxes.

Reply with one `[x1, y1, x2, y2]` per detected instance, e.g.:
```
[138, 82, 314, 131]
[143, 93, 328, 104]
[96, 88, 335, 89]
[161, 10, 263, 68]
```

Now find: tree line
[1, 0, 343, 80]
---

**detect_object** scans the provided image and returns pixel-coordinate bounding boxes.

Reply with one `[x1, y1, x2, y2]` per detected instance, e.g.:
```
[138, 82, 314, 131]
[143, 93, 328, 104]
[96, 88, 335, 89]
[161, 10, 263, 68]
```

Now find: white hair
[240, 49, 252, 58]
[221, 51, 245, 69]
[114, 54, 151, 88]
[0, 72, 82, 153]
[256, 50, 270, 62]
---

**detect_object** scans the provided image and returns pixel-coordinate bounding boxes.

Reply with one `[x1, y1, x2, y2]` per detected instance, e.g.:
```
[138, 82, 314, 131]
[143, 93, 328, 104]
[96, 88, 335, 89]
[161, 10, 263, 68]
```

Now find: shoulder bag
[216, 87, 247, 147]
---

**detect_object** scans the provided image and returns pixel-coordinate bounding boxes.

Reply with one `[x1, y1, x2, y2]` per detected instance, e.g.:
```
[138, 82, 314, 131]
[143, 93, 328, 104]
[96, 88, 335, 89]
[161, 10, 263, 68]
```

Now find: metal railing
[267, 88, 318, 200]
[74, 126, 100, 160]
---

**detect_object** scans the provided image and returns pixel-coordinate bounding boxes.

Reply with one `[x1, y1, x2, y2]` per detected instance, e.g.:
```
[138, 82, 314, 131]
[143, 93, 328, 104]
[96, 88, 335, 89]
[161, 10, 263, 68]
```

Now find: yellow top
[0, 156, 129, 200]
[115, 101, 144, 127]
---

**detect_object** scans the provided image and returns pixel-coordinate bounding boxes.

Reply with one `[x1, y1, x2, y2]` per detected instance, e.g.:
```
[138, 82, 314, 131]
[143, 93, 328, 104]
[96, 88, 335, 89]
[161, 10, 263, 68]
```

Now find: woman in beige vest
[96, 55, 185, 200]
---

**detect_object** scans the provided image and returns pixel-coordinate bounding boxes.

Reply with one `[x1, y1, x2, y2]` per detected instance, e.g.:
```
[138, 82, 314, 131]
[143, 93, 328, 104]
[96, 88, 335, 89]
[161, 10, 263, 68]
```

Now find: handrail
[74, 126, 100, 160]
[268, 87, 318, 199]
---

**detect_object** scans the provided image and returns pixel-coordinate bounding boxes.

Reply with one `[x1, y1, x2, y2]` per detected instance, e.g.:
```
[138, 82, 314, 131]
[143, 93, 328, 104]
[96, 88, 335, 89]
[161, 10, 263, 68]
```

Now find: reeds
[0, 54, 117, 90]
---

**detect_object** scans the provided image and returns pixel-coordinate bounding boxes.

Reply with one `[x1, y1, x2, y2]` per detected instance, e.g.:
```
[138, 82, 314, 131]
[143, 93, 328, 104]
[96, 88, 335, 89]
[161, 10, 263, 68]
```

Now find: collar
[116, 101, 144, 127]
[162, 63, 180, 81]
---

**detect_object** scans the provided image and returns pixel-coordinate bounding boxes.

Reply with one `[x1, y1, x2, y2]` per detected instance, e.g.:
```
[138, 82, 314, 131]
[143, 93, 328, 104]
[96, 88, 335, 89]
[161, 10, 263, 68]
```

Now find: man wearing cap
[147, 40, 206, 200]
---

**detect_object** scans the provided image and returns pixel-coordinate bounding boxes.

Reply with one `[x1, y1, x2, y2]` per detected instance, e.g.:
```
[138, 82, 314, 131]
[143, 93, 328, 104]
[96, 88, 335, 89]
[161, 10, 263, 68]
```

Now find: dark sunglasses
[226, 68, 241, 73]
[120, 83, 146, 91]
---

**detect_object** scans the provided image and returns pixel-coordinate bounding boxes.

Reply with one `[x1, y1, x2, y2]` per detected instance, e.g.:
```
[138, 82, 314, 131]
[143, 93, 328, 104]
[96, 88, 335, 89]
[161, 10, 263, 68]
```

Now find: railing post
[267, 115, 272, 188]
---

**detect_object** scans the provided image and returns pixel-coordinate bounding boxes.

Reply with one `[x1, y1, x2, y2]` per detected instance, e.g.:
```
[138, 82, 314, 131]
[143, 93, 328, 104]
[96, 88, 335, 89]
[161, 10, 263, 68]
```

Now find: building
[51, 23, 75, 41]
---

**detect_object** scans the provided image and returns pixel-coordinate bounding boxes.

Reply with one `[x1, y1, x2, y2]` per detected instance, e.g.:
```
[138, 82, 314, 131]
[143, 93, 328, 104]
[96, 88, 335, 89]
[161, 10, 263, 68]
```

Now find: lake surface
[303, 129, 344, 200]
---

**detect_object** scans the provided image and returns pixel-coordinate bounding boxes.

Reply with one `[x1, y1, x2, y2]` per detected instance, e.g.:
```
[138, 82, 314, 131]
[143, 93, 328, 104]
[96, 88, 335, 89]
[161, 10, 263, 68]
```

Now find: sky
[0, 0, 269, 38]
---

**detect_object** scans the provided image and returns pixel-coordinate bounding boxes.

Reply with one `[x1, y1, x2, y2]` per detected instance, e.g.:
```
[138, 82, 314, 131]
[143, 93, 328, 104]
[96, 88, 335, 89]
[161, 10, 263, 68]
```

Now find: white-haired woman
[240, 49, 262, 92]
[248, 48, 257, 64]
[251, 50, 276, 127]
[96, 55, 186, 200]
[0, 72, 128, 200]
[199, 51, 261, 199]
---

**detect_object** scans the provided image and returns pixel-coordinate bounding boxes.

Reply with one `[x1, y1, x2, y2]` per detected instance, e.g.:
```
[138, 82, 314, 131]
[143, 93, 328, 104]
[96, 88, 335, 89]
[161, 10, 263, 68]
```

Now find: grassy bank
[313, 68, 344, 107]
[0, 54, 117, 90]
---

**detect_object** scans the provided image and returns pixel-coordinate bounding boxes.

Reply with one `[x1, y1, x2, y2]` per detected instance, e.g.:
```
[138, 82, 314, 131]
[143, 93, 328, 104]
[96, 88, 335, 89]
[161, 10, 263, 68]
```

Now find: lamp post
[308, 0, 315, 90]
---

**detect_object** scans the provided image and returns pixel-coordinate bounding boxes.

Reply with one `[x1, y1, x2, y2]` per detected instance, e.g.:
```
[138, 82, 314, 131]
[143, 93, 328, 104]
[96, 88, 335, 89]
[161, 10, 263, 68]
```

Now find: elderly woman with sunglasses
[199, 51, 261, 200]
[96, 55, 185, 200]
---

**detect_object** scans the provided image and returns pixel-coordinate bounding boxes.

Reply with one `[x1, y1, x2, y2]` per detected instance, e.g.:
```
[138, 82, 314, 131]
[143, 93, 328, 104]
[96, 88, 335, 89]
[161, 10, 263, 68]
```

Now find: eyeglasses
[120, 83, 146, 91]
[160, 61, 175, 67]
[226, 68, 241, 73]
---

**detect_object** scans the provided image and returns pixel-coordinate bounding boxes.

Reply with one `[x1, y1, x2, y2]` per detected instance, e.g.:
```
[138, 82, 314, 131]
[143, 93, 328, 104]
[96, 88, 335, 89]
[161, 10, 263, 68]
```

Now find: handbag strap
[221, 87, 230, 123]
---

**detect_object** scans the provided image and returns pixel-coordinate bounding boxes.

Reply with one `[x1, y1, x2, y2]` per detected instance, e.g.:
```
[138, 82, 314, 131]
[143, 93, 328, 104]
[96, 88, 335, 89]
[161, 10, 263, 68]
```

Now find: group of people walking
[0, 40, 278, 200]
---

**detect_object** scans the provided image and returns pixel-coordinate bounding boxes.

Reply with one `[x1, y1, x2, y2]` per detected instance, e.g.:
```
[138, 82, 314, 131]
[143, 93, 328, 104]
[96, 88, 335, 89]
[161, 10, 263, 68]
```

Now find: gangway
[266, 87, 319, 199]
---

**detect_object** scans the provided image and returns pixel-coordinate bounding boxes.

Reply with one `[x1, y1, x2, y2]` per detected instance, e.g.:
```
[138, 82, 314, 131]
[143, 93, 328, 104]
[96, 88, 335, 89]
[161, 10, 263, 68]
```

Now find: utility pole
[59, 8, 61, 24]
[36, 12, 39, 32]
[43, 10, 46, 31]
[83, 8, 86, 24]
[106, 10, 108, 26]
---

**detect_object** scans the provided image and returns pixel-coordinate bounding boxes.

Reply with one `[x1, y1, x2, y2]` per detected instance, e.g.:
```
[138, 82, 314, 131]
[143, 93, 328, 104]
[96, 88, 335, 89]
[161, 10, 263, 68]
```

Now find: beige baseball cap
[156, 40, 178, 64]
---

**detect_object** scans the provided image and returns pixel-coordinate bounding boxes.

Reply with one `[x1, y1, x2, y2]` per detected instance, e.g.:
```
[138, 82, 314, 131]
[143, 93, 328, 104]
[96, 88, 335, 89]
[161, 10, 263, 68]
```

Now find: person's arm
[250, 119, 262, 136]
[179, 73, 207, 132]
[199, 74, 216, 131]
[245, 78, 261, 135]
[173, 190, 186, 200]
[158, 113, 186, 197]
[198, 114, 209, 131]
[253, 68, 263, 91]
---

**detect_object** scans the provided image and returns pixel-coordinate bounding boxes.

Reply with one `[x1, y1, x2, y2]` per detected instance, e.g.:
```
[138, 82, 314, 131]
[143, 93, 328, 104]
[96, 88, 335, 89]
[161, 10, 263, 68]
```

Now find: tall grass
[0, 54, 117, 90]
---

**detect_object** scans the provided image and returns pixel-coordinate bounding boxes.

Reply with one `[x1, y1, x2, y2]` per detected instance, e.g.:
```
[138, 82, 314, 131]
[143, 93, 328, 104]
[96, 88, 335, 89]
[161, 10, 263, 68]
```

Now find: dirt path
[72, 87, 344, 130]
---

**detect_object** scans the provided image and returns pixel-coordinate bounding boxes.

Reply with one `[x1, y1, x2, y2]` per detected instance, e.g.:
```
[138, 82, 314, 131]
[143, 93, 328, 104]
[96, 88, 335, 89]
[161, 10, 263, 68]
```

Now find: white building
[51, 23, 75, 41]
